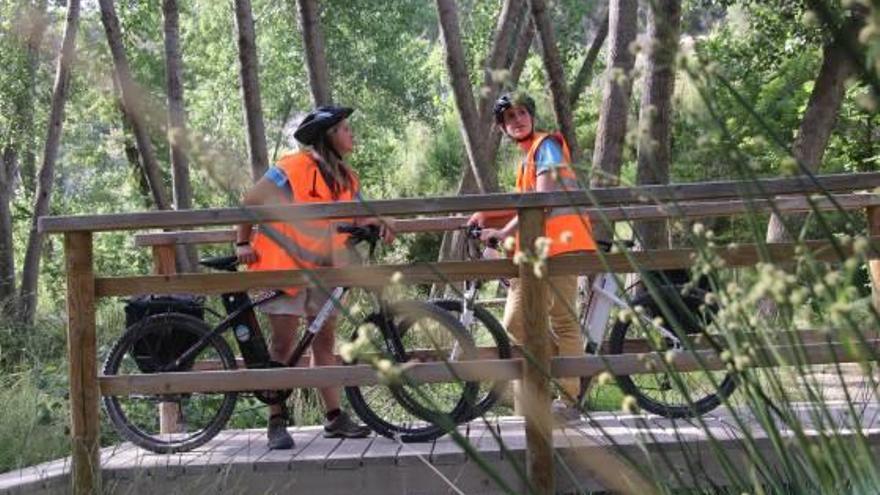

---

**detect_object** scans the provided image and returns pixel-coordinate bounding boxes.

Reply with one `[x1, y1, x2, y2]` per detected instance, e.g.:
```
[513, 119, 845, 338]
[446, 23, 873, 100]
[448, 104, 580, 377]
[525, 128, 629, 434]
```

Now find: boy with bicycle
[468, 92, 595, 424]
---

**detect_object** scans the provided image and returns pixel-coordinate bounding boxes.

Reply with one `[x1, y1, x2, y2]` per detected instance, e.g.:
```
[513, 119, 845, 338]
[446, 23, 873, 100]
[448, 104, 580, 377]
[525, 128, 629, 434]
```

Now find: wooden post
[65, 232, 101, 495]
[151, 245, 182, 434]
[868, 206, 880, 313]
[518, 207, 554, 494]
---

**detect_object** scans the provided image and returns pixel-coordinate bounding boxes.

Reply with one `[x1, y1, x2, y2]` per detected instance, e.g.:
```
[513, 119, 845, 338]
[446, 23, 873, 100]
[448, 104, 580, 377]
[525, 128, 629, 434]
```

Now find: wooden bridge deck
[3, 402, 879, 494]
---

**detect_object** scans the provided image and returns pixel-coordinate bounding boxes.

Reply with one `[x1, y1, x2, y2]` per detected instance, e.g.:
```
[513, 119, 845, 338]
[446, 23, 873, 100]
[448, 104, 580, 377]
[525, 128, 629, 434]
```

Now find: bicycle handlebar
[336, 223, 381, 247]
[465, 225, 500, 250]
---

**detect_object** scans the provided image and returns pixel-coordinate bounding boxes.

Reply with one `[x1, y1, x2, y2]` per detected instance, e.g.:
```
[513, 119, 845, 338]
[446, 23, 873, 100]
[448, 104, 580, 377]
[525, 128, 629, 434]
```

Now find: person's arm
[236, 175, 289, 263]
[480, 138, 566, 245]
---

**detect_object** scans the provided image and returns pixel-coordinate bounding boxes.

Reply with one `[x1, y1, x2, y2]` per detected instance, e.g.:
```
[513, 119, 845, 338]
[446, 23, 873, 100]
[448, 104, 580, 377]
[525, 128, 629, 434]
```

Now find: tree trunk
[454, 0, 530, 199]
[635, 0, 680, 250]
[569, 6, 608, 108]
[435, 0, 496, 194]
[477, 0, 527, 125]
[163, 0, 195, 272]
[297, 0, 333, 106]
[19, 0, 50, 197]
[529, 0, 579, 162]
[590, 0, 637, 242]
[432, 2, 531, 297]
[98, 0, 170, 210]
[765, 19, 860, 243]
[0, 147, 17, 315]
[234, 0, 269, 180]
[19, 0, 81, 324]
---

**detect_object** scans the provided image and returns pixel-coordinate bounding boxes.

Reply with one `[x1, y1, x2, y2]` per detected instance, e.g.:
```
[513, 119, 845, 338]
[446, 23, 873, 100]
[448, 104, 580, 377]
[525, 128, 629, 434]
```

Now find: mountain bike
[453, 226, 736, 418]
[102, 225, 478, 453]
[429, 228, 512, 421]
[578, 240, 737, 417]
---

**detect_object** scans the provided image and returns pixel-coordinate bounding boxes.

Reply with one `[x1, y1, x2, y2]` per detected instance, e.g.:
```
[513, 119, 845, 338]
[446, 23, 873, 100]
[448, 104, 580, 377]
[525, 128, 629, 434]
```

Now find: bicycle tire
[608, 287, 737, 418]
[430, 299, 511, 419]
[345, 300, 478, 442]
[103, 312, 238, 453]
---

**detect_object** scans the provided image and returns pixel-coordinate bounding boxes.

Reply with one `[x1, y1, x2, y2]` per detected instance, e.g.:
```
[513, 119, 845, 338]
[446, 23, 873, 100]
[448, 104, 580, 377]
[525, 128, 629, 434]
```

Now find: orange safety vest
[515, 132, 595, 256]
[248, 151, 359, 296]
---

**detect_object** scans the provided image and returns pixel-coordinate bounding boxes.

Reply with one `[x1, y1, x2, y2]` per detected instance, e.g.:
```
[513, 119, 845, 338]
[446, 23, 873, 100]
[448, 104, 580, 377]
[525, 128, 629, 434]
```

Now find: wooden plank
[465, 419, 503, 461]
[39, 172, 880, 233]
[517, 207, 554, 495]
[292, 435, 342, 469]
[181, 430, 251, 475]
[429, 428, 468, 465]
[130, 194, 880, 248]
[98, 338, 880, 396]
[64, 232, 101, 495]
[360, 435, 401, 466]
[150, 244, 183, 435]
[93, 237, 880, 297]
[252, 427, 321, 472]
[324, 436, 374, 470]
[394, 438, 435, 467]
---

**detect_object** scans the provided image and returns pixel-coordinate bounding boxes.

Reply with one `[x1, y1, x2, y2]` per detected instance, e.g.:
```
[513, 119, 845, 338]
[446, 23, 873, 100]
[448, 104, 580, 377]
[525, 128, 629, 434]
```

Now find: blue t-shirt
[533, 138, 565, 175]
[264, 165, 293, 199]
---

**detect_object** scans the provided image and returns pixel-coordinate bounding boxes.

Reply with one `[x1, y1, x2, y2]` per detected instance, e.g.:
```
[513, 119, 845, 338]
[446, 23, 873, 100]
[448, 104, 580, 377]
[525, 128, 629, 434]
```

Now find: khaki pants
[503, 274, 583, 410]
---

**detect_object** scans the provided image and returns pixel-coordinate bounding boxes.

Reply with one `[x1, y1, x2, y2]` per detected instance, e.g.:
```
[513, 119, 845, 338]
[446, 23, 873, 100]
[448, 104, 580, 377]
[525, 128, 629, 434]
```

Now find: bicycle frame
[581, 272, 684, 353]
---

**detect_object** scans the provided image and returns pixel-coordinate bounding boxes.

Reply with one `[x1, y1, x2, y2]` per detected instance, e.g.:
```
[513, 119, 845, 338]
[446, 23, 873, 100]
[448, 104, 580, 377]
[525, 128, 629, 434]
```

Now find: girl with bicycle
[235, 106, 391, 449]
[468, 92, 595, 424]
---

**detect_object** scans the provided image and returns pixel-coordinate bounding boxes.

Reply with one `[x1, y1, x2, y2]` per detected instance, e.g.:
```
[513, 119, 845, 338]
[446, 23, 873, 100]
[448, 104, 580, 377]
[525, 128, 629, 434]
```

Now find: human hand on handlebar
[361, 218, 396, 243]
[235, 243, 257, 264]
[467, 212, 487, 228]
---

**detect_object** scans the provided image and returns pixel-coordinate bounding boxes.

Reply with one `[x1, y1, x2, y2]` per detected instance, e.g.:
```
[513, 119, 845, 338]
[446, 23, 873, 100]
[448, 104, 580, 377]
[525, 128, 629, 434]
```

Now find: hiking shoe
[323, 411, 371, 439]
[267, 414, 295, 450]
[552, 399, 583, 426]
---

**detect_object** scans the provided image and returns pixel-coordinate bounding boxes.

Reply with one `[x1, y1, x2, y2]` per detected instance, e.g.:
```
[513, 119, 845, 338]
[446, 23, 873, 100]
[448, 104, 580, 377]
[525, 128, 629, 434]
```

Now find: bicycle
[452, 226, 736, 419]
[102, 225, 479, 453]
[577, 240, 737, 417]
[429, 227, 513, 421]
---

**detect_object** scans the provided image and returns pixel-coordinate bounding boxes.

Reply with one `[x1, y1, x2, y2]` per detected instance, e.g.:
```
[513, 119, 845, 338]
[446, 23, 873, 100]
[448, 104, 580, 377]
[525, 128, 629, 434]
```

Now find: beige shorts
[256, 289, 338, 317]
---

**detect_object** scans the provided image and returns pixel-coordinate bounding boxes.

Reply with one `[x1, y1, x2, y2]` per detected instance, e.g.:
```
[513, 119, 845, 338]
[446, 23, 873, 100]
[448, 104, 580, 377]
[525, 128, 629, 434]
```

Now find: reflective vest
[248, 151, 359, 296]
[515, 132, 595, 256]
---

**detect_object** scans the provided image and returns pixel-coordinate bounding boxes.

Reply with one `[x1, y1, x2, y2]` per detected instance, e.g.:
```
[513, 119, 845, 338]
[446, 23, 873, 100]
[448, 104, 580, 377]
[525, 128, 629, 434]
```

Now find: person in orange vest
[236, 106, 391, 449]
[468, 92, 595, 424]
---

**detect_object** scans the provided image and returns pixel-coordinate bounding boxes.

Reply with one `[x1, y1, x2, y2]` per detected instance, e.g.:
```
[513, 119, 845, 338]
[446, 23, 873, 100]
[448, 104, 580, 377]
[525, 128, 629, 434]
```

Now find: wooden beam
[93, 237, 880, 297]
[40, 172, 880, 233]
[517, 207, 554, 494]
[129, 194, 880, 247]
[149, 245, 182, 434]
[98, 338, 880, 395]
[64, 232, 101, 495]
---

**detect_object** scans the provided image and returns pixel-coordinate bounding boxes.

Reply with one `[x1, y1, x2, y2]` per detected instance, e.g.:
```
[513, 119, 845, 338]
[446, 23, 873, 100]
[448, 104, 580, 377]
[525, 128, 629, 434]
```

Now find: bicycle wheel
[345, 300, 478, 442]
[103, 313, 238, 453]
[430, 299, 511, 419]
[608, 287, 737, 418]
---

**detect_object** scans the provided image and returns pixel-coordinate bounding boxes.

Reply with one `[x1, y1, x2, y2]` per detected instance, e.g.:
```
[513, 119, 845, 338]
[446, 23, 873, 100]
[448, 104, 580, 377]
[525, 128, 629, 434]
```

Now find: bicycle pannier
[124, 295, 205, 373]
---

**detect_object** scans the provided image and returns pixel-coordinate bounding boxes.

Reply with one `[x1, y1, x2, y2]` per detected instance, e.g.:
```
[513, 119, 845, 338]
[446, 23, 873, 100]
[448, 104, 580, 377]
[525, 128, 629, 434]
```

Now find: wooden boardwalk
[3, 402, 879, 494]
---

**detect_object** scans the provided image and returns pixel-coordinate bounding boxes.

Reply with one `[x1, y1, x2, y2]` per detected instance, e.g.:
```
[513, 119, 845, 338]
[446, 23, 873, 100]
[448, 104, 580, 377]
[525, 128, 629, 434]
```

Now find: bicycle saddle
[199, 255, 240, 272]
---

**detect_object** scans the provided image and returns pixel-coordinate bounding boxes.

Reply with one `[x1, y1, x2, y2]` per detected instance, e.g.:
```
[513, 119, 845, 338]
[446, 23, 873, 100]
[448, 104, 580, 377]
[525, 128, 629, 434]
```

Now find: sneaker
[323, 411, 371, 439]
[552, 399, 583, 426]
[267, 414, 295, 450]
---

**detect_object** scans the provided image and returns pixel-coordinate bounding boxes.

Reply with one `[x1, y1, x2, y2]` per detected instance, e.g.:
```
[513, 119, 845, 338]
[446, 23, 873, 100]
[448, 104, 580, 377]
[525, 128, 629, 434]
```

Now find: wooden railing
[39, 172, 880, 495]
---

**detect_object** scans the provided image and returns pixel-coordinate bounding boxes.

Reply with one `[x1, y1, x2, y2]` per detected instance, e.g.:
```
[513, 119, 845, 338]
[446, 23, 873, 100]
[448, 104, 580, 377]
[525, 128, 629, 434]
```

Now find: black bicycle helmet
[493, 92, 536, 124]
[293, 105, 354, 145]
